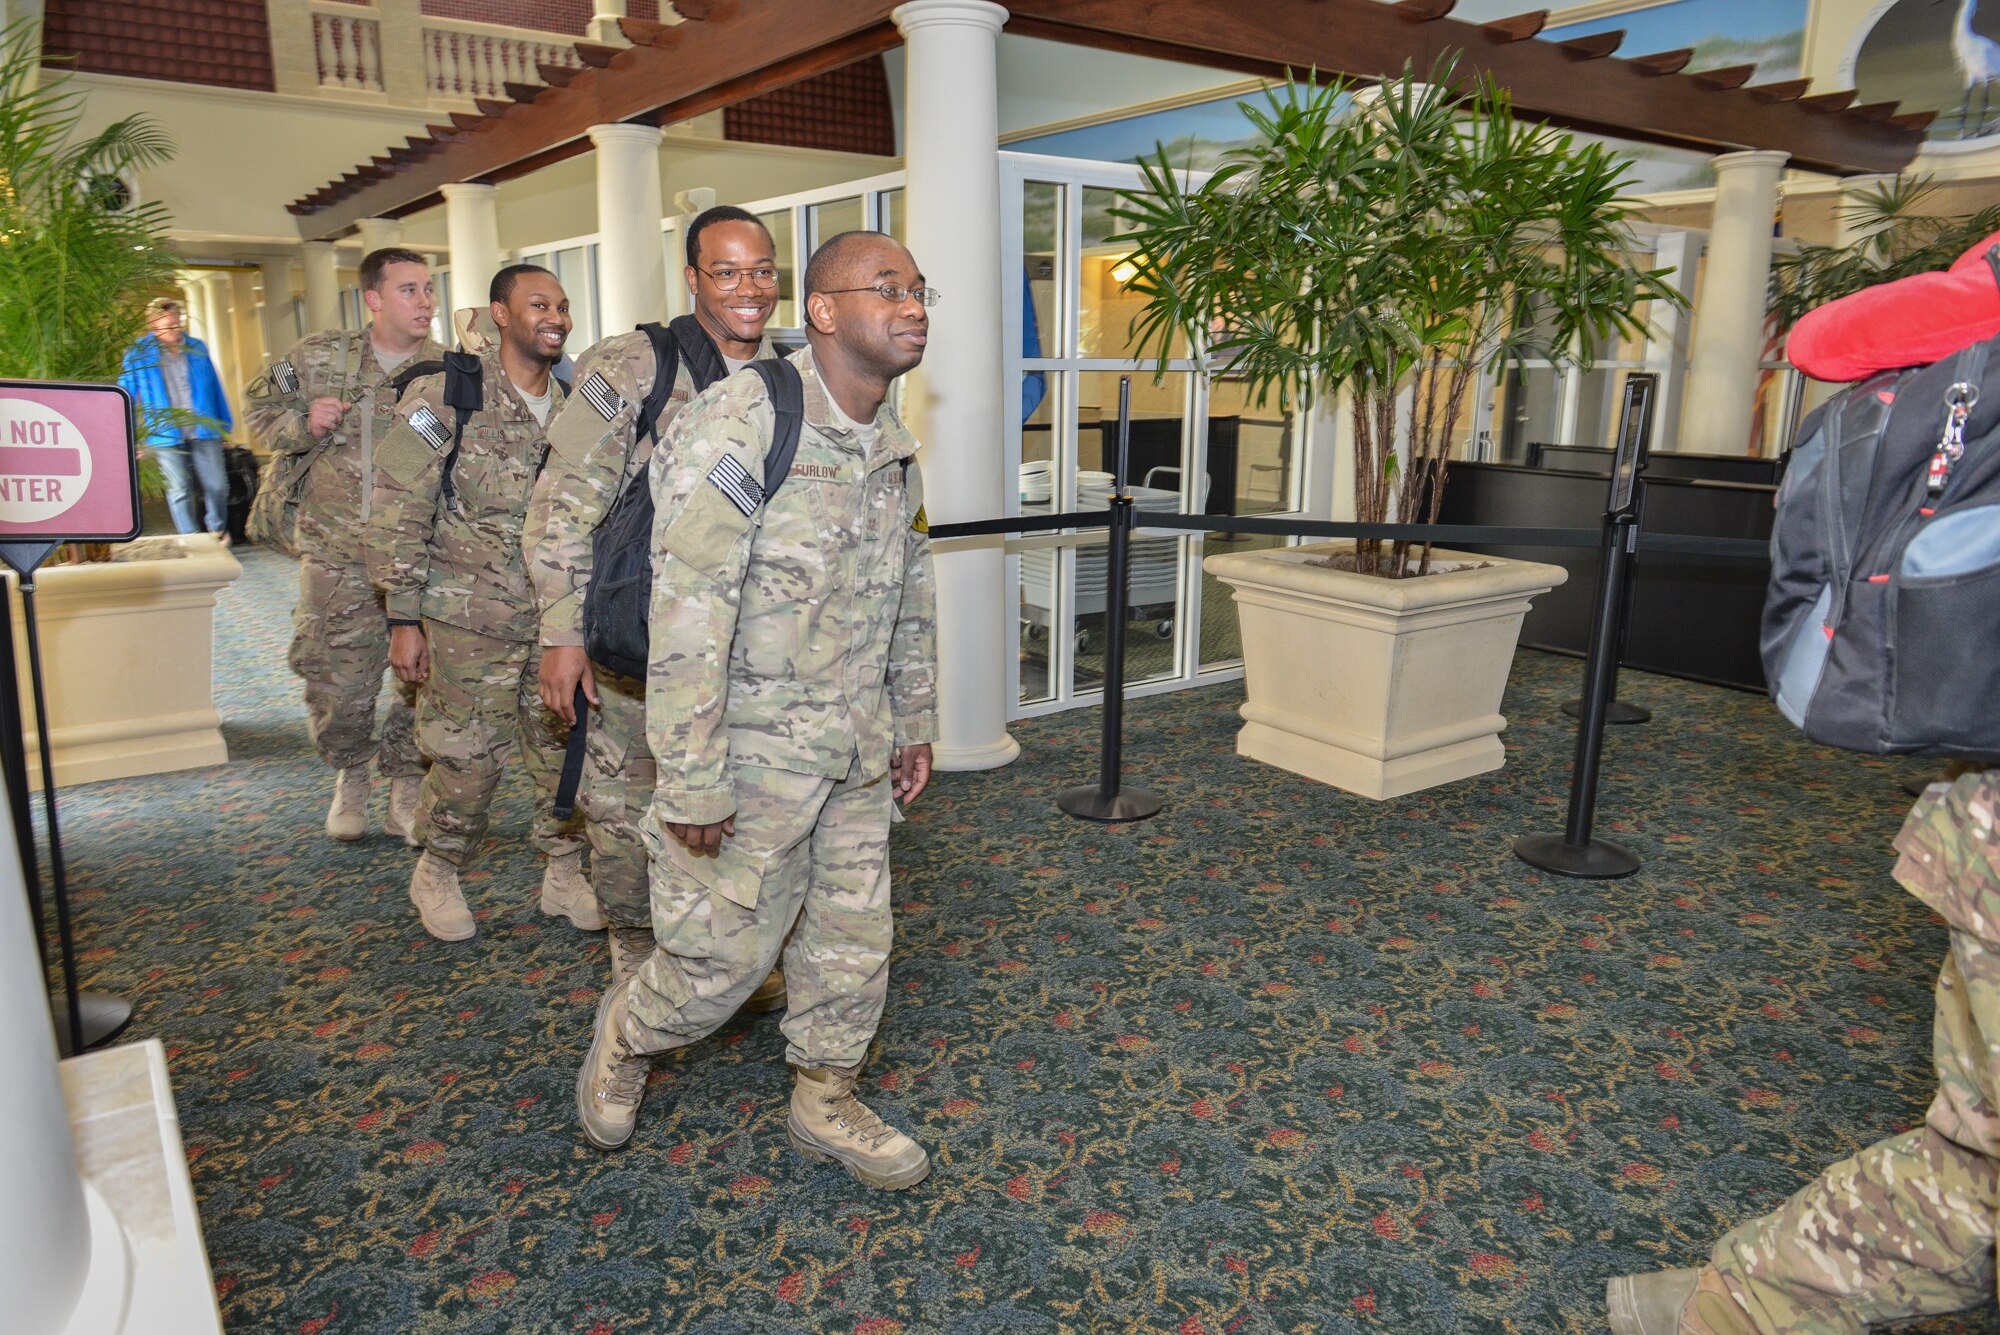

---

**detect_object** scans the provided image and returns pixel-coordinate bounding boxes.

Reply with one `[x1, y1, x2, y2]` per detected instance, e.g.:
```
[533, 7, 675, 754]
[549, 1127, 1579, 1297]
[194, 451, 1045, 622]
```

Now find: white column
[357, 216, 403, 255]
[666, 186, 716, 320]
[894, 0, 1017, 771]
[442, 182, 501, 317]
[200, 273, 240, 386]
[0, 772, 93, 1335]
[259, 257, 296, 353]
[587, 0, 627, 43]
[301, 240, 340, 333]
[589, 123, 668, 336]
[1680, 150, 1788, 454]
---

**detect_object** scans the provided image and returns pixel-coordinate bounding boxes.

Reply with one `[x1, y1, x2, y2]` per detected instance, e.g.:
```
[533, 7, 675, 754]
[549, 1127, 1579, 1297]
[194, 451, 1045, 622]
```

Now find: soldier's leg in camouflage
[780, 768, 926, 1191]
[292, 558, 380, 840]
[579, 669, 652, 972]
[1615, 934, 2000, 1334]
[579, 766, 828, 1149]
[380, 669, 424, 848]
[519, 641, 598, 930]
[406, 620, 527, 940]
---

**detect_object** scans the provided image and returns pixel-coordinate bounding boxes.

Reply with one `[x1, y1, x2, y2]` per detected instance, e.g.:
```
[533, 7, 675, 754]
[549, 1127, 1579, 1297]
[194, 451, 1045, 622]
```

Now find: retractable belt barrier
[923, 377, 1770, 877]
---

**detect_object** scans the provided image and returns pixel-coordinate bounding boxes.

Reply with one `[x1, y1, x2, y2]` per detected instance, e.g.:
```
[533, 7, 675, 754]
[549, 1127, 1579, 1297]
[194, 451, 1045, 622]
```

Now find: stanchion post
[1515, 508, 1642, 878]
[1060, 377, 1162, 823]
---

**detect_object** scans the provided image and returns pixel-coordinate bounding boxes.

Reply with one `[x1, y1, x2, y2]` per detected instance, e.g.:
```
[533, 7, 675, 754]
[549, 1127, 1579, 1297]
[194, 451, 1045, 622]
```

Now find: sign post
[0, 379, 143, 1054]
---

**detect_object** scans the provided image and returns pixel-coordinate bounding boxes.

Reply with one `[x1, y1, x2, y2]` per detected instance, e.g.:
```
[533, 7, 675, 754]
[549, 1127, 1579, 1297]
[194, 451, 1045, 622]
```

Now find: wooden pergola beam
[1002, 0, 1924, 175]
[293, 0, 903, 238]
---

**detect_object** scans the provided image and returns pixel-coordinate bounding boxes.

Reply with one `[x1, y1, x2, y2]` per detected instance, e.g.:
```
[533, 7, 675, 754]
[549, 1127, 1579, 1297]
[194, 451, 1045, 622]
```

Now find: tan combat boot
[408, 852, 474, 941]
[745, 967, 787, 1013]
[1605, 1268, 1702, 1335]
[382, 776, 422, 847]
[540, 850, 604, 931]
[787, 1066, 930, 1190]
[605, 923, 655, 986]
[325, 765, 370, 841]
[576, 979, 650, 1149]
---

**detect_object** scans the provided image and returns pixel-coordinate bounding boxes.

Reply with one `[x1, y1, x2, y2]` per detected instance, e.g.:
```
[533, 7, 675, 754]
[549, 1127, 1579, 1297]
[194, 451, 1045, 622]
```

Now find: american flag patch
[271, 360, 299, 396]
[580, 372, 624, 421]
[408, 404, 450, 449]
[707, 454, 764, 517]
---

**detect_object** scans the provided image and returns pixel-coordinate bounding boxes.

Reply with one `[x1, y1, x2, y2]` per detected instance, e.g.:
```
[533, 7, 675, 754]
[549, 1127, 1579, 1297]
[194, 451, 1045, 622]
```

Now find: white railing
[422, 19, 580, 102]
[313, 8, 384, 94]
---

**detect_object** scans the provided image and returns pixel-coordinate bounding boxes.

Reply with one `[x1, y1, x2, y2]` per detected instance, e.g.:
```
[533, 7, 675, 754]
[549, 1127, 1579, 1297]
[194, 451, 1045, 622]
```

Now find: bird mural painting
[1955, 0, 2000, 135]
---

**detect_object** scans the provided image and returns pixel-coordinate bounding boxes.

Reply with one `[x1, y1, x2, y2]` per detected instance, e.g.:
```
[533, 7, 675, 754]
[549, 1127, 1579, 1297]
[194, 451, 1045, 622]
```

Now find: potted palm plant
[0, 19, 241, 787]
[1117, 62, 1679, 798]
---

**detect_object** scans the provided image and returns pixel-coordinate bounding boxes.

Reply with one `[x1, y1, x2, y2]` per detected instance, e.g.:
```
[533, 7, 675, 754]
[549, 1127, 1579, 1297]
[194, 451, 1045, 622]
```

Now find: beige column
[1680, 150, 1788, 454]
[587, 0, 628, 43]
[356, 217, 403, 255]
[894, 0, 1018, 770]
[227, 270, 265, 428]
[442, 182, 501, 316]
[666, 186, 715, 320]
[301, 241, 341, 333]
[259, 257, 296, 352]
[589, 123, 668, 334]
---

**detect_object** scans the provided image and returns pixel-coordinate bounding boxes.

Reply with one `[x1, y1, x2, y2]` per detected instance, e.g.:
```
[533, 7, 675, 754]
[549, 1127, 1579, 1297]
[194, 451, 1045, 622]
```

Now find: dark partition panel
[1434, 463, 1772, 691]
[1530, 442, 1781, 487]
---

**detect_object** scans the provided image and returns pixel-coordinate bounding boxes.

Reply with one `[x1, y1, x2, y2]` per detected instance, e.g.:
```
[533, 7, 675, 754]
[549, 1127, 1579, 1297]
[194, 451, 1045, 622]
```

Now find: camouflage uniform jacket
[647, 346, 938, 826]
[366, 345, 566, 643]
[525, 327, 778, 648]
[245, 324, 446, 567]
[1894, 768, 2000, 944]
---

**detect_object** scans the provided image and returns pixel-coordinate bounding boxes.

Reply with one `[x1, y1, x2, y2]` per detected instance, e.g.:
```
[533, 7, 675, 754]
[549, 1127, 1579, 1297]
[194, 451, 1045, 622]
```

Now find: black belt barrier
[925, 377, 1771, 874]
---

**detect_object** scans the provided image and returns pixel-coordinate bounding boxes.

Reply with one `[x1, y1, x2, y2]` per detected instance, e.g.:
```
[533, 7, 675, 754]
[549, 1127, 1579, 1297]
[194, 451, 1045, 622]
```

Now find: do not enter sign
[0, 381, 140, 543]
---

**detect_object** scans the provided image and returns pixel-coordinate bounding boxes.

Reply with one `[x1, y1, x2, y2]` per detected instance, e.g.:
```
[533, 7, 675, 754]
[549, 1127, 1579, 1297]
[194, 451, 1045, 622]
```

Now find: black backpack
[582, 350, 806, 680]
[388, 350, 571, 506]
[1762, 332, 2000, 757]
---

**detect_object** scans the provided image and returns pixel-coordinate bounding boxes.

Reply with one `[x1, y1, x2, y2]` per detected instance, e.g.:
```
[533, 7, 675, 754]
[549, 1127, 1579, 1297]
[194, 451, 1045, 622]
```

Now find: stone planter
[10, 534, 243, 789]
[1204, 541, 1567, 799]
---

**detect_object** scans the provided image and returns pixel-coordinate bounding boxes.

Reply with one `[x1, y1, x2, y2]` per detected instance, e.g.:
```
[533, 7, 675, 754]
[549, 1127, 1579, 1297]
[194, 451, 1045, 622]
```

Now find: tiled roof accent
[42, 0, 277, 92]
[725, 56, 895, 157]
[420, 0, 593, 36]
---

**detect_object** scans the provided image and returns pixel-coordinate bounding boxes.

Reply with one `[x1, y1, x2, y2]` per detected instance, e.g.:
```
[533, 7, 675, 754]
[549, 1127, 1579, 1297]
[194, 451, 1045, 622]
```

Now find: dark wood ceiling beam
[1749, 79, 1812, 104]
[1391, 0, 1456, 19]
[1690, 64, 1755, 90]
[1630, 48, 1692, 76]
[1800, 90, 1858, 113]
[1000, 0, 1922, 174]
[1483, 11, 1547, 42]
[1557, 29, 1621, 60]
[537, 61, 581, 86]
[295, 0, 904, 237]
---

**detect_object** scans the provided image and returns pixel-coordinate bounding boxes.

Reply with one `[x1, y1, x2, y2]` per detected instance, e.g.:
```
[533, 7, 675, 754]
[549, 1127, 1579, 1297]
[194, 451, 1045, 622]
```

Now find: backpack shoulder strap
[668, 314, 729, 393]
[750, 359, 806, 499]
[634, 322, 682, 446]
[387, 357, 447, 401]
[437, 351, 484, 507]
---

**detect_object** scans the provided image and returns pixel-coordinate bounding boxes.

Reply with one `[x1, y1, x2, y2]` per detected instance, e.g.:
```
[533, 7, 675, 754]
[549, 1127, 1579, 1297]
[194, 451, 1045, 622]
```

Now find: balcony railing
[314, 9, 383, 94]
[300, 1, 583, 106]
[422, 18, 580, 103]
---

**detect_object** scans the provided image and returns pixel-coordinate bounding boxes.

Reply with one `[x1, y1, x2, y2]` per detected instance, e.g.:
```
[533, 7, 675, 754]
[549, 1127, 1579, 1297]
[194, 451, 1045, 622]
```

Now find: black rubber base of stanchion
[53, 991, 134, 1056]
[1561, 698, 1651, 724]
[1514, 833, 1640, 879]
[1058, 785, 1163, 823]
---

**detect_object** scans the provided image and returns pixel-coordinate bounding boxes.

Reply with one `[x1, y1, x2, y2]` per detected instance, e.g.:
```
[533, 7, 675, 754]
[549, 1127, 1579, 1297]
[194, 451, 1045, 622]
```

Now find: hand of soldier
[389, 623, 430, 684]
[538, 645, 598, 723]
[892, 743, 933, 806]
[667, 816, 735, 856]
[306, 396, 348, 439]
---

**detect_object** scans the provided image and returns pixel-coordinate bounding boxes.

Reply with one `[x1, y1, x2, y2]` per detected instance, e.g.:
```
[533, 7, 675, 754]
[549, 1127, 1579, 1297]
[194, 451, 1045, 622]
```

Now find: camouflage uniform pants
[624, 759, 892, 1070]
[1708, 778, 2000, 1332]
[412, 619, 582, 867]
[290, 557, 421, 776]
[576, 666, 652, 930]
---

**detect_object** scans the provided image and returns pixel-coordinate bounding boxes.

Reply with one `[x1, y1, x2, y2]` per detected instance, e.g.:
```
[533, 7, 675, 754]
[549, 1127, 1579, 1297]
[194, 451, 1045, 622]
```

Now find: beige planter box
[1204, 541, 1567, 800]
[10, 535, 243, 790]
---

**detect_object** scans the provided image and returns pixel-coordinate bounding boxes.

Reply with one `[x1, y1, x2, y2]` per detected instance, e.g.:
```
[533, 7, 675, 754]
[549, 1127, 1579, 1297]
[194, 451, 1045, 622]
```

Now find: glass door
[1001, 151, 1312, 719]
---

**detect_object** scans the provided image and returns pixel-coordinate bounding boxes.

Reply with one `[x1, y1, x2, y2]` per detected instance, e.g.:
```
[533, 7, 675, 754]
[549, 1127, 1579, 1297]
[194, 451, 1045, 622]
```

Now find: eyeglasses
[820, 283, 942, 308]
[696, 265, 780, 291]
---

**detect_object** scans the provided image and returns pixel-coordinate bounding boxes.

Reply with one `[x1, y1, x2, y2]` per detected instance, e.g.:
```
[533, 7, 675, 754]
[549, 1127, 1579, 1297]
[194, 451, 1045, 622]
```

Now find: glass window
[880, 188, 906, 243]
[1206, 375, 1299, 515]
[551, 244, 597, 348]
[1080, 186, 1186, 359]
[1198, 532, 1287, 672]
[1495, 365, 1563, 465]
[1018, 373, 1061, 706]
[756, 208, 799, 329]
[1022, 181, 1062, 363]
[808, 197, 865, 252]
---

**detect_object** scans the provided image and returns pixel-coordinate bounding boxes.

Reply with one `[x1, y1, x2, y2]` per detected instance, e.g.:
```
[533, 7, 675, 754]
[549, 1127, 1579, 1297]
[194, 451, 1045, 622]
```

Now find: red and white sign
[0, 381, 140, 543]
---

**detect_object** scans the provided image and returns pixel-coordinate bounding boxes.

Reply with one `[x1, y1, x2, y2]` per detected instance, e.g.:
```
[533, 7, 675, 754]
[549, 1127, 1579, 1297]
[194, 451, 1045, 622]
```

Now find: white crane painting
[1952, 0, 2000, 136]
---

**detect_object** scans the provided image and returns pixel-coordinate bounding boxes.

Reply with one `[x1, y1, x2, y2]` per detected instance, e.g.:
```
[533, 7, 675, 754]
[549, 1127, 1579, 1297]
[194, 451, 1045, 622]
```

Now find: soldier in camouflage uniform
[367, 264, 593, 942]
[525, 206, 786, 990]
[1611, 768, 2000, 1333]
[246, 248, 444, 843]
[576, 231, 939, 1190]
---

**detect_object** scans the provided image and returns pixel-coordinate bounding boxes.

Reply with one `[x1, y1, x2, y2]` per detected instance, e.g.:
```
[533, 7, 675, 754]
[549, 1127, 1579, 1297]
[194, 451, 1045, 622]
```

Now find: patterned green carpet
[48, 547, 2000, 1333]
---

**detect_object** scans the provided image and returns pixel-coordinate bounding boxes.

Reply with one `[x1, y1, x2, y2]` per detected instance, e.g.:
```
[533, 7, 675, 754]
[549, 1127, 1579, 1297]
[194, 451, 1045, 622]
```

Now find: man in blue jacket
[119, 296, 234, 537]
